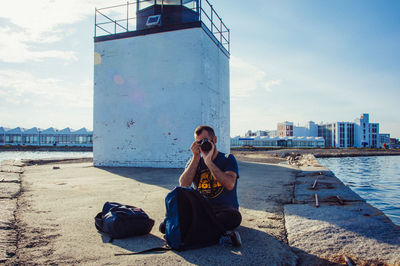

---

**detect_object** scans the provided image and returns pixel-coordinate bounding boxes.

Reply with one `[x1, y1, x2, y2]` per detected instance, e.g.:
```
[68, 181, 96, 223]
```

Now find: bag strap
[114, 245, 172, 256]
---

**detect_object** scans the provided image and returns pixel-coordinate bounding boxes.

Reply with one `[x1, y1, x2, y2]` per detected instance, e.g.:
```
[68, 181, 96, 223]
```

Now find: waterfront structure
[0, 127, 7, 144]
[23, 127, 40, 145]
[245, 130, 255, 137]
[390, 138, 398, 149]
[268, 130, 278, 137]
[354, 113, 379, 148]
[245, 113, 383, 149]
[245, 130, 268, 137]
[40, 127, 57, 146]
[5, 127, 24, 145]
[0, 126, 93, 147]
[318, 115, 380, 148]
[335, 122, 355, 148]
[277, 121, 317, 138]
[231, 136, 325, 148]
[93, 0, 230, 168]
[293, 121, 318, 137]
[317, 123, 335, 148]
[277, 122, 294, 137]
[379, 134, 390, 148]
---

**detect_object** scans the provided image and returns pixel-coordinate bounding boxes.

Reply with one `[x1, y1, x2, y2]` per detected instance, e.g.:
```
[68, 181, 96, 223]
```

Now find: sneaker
[229, 230, 242, 247]
[159, 221, 166, 234]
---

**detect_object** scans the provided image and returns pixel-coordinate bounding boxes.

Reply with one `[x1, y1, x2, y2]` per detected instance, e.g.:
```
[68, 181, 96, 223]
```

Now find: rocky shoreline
[232, 148, 400, 165]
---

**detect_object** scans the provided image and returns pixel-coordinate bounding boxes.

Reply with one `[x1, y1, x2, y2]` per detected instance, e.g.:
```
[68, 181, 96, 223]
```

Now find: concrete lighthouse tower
[93, 0, 230, 168]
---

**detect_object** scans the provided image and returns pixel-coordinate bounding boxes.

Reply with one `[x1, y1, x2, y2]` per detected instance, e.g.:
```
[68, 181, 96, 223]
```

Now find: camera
[200, 138, 212, 152]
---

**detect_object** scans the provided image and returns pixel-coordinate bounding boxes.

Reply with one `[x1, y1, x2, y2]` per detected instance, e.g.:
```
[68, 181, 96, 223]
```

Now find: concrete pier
[1, 155, 399, 265]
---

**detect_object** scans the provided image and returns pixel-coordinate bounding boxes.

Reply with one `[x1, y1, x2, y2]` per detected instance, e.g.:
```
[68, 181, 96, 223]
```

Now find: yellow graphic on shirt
[197, 169, 224, 198]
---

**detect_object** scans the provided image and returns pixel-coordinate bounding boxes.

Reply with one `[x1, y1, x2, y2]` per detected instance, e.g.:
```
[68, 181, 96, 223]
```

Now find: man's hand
[202, 140, 215, 166]
[191, 140, 201, 159]
[202, 141, 237, 191]
[179, 141, 201, 187]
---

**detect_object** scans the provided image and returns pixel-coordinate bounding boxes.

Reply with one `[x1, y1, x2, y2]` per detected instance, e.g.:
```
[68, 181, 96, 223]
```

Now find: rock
[281, 152, 290, 158]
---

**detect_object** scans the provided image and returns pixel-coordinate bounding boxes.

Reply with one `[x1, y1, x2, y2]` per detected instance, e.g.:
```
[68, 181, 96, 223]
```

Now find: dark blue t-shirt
[187, 152, 239, 209]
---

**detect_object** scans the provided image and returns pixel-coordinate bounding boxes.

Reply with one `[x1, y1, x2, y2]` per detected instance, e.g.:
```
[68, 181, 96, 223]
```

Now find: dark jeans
[212, 205, 242, 231]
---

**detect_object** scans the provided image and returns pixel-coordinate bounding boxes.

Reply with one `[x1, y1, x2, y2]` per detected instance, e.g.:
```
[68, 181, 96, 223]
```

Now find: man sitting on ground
[161, 125, 242, 246]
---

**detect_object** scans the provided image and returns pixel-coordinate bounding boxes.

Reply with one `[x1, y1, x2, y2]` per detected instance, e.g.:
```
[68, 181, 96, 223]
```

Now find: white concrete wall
[93, 27, 230, 167]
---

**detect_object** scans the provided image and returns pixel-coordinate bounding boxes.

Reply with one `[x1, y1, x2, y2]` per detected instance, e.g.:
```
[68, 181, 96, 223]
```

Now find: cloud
[263, 79, 281, 92]
[230, 56, 281, 97]
[0, 0, 127, 35]
[0, 27, 77, 63]
[0, 0, 123, 63]
[0, 69, 93, 129]
[0, 69, 92, 109]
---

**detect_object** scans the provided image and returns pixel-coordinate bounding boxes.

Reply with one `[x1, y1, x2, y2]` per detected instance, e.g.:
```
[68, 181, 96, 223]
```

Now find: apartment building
[379, 133, 390, 148]
[317, 123, 335, 148]
[273, 113, 380, 148]
[354, 113, 379, 148]
[277, 122, 293, 137]
[335, 122, 355, 148]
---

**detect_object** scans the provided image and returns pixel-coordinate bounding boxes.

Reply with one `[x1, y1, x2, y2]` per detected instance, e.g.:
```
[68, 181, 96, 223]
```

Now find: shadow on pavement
[100, 225, 311, 265]
[97, 166, 182, 191]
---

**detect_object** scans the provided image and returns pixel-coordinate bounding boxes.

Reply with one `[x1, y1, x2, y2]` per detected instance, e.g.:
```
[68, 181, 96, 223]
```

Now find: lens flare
[113, 74, 124, 85]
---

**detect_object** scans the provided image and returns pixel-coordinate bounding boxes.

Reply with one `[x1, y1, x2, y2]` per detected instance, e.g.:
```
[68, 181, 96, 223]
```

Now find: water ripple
[319, 156, 400, 226]
[0, 151, 93, 161]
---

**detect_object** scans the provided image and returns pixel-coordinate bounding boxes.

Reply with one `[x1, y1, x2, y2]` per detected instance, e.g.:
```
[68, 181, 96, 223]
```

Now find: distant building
[245, 130, 268, 137]
[293, 121, 318, 137]
[390, 138, 398, 149]
[335, 122, 355, 148]
[0, 127, 7, 144]
[245, 130, 256, 137]
[267, 130, 278, 138]
[255, 130, 268, 137]
[254, 113, 382, 149]
[354, 113, 379, 148]
[379, 134, 390, 148]
[231, 136, 325, 148]
[0, 126, 93, 147]
[277, 121, 318, 138]
[277, 121, 293, 137]
[317, 123, 335, 148]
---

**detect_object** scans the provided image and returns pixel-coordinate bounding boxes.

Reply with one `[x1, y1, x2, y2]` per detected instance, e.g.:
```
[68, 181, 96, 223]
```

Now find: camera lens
[200, 138, 212, 152]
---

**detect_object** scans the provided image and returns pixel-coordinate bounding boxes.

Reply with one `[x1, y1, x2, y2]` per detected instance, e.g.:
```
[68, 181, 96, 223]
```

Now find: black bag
[95, 202, 154, 241]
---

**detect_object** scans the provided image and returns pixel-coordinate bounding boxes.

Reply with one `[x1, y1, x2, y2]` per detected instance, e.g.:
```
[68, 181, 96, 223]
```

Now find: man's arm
[203, 142, 237, 191]
[179, 156, 200, 186]
[179, 141, 201, 187]
[205, 161, 237, 191]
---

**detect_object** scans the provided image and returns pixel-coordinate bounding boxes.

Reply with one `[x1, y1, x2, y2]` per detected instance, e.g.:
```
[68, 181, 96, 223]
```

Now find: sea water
[0, 151, 93, 162]
[318, 156, 400, 226]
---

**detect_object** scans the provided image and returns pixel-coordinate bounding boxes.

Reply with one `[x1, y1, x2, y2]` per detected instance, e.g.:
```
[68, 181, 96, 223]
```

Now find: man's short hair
[194, 125, 215, 138]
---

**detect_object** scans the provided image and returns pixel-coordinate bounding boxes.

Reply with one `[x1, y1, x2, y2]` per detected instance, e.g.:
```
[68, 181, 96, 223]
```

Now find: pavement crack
[2, 166, 24, 264]
[0, 180, 21, 184]
[281, 207, 289, 245]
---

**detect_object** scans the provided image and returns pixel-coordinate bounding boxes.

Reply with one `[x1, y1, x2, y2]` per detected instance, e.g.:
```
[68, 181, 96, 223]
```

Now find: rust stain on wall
[127, 120, 135, 128]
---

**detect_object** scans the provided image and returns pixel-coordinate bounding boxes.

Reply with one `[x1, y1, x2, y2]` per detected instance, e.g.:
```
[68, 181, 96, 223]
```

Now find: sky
[0, 0, 399, 138]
